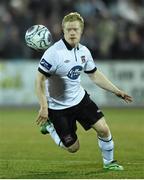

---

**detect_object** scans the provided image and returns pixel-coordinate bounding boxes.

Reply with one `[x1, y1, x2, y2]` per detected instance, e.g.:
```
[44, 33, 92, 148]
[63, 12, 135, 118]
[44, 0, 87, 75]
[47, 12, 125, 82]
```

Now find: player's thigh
[92, 117, 110, 137]
[48, 108, 78, 147]
[77, 94, 104, 130]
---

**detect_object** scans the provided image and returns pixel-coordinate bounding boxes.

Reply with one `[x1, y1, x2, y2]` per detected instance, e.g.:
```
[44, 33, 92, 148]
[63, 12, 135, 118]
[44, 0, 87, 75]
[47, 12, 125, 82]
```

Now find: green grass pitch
[0, 108, 144, 178]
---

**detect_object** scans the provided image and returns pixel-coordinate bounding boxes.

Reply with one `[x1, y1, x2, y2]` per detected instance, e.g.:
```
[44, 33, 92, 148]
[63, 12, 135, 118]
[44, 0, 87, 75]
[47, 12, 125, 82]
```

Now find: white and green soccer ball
[25, 24, 52, 51]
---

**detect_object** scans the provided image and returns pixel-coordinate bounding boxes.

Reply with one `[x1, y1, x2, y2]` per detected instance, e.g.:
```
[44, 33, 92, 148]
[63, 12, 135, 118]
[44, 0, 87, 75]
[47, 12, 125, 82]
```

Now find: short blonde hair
[62, 12, 84, 30]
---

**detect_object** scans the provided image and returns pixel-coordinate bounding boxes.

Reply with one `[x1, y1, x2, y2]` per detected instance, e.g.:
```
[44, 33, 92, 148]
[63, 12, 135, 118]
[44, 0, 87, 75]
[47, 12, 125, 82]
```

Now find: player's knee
[67, 139, 80, 153]
[94, 122, 110, 137]
[98, 126, 110, 137]
[92, 117, 111, 137]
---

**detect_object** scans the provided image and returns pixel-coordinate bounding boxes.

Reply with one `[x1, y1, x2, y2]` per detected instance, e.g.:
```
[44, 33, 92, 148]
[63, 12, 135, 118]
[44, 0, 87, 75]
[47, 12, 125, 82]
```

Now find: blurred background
[0, 0, 144, 107]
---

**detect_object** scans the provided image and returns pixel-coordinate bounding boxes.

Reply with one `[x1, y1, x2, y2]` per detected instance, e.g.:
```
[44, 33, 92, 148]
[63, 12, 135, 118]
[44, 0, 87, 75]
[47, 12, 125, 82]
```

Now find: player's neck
[62, 38, 78, 50]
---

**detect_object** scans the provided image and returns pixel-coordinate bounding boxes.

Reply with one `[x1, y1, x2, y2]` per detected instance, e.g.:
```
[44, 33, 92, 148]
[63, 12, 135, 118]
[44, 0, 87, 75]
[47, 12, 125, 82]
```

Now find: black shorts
[48, 91, 104, 147]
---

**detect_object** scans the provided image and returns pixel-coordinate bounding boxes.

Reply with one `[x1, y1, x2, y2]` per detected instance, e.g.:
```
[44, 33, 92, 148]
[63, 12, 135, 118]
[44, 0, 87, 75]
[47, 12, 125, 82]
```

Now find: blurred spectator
[0, 25, 25, 59]
[0, 0, 144, 60]
[96, 15, 117, 59]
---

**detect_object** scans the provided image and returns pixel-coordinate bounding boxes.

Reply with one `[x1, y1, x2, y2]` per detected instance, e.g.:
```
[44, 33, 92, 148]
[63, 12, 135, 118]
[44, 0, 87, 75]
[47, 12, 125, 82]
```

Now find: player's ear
[81, 29, 84, 36]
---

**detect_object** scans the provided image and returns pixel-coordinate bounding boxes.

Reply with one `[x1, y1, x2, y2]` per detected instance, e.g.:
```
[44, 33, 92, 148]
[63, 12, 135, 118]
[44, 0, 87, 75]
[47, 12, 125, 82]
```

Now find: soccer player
[35, 12, 132, 170]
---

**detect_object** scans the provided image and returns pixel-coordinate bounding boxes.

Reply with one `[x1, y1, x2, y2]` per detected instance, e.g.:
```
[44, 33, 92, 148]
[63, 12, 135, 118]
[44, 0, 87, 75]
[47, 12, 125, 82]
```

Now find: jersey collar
[62, 38, 79, 50]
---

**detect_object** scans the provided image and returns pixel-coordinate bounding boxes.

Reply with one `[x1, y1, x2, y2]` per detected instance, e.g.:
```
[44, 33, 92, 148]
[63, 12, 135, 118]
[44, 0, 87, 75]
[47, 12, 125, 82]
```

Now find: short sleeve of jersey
[83, 47, 97, 74]
[38, 48, 58, 77]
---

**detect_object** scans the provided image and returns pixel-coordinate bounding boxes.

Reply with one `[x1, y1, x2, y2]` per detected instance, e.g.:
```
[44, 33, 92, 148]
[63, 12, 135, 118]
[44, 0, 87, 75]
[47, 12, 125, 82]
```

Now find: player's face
[63, 21, 83, 47]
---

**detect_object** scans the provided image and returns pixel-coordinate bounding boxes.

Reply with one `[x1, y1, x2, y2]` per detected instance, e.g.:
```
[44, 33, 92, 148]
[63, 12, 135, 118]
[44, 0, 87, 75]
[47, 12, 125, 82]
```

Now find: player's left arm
[88, 69, 133, 103]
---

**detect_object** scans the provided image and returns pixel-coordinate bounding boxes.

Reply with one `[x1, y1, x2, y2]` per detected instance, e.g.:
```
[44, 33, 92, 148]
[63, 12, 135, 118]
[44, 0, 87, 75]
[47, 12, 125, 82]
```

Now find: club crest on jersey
[81, 56, 86, 63]
[40, 58, 52, 70]
[67, 66, 83, 80]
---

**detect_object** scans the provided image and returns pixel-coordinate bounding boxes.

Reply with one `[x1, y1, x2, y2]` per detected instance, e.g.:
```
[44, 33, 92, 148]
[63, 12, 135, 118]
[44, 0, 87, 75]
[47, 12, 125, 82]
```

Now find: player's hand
[115, 90, 133, 103]
[36, 107, 48, 126]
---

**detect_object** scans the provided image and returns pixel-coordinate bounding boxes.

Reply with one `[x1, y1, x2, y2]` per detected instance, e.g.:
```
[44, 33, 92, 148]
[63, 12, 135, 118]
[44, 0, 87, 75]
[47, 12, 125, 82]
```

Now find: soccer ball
[25, 24, 52, 51]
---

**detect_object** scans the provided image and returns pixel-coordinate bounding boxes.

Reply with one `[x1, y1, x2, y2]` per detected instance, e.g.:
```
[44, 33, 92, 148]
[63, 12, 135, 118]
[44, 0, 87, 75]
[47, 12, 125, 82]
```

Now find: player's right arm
[35, 47, 58, 125]
[35, 71, 48, 126]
